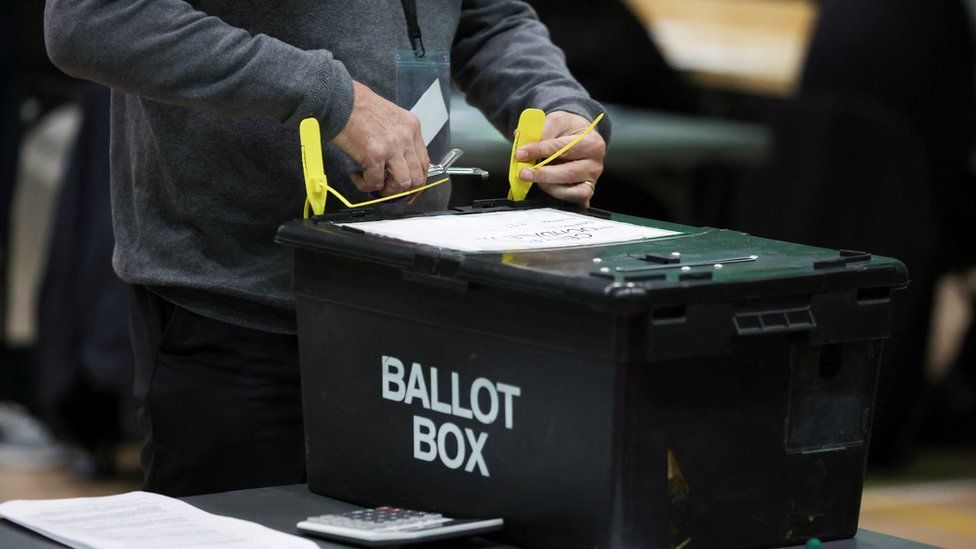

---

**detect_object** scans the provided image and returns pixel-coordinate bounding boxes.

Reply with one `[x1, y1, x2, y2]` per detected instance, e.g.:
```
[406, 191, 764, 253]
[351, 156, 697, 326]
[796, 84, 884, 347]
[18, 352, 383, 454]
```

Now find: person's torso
[110, 1, 464, 328]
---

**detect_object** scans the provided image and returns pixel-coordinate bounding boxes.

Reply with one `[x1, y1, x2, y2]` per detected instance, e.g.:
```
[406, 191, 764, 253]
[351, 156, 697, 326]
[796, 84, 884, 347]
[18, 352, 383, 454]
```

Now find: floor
[860, 448, 976, 548]
[861, 478, 976, 548]
[0, 444, 141, 501]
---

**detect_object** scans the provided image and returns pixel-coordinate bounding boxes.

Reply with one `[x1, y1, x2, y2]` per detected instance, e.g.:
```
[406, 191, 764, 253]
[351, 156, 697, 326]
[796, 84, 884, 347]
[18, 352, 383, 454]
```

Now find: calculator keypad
[307, 507, 445, 531]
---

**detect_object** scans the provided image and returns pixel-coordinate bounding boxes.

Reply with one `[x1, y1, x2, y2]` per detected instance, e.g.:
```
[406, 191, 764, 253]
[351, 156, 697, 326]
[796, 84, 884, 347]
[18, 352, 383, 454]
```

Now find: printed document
[340, 207, 680, 252]
[0, 491, 317, 549]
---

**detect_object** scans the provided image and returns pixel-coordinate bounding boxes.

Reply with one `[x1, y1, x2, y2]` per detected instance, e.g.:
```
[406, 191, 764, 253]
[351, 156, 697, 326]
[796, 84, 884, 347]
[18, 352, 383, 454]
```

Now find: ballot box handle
[733, 307, 816, 337]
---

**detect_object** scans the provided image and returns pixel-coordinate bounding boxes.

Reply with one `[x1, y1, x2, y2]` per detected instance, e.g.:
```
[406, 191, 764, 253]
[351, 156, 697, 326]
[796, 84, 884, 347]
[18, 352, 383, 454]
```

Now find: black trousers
[128, 285, 305, 497]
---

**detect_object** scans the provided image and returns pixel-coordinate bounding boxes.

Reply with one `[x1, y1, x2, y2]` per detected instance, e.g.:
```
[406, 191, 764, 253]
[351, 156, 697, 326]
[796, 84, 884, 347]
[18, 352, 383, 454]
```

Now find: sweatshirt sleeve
[43, 0, 355, 138]
[451, 0, 611, 143]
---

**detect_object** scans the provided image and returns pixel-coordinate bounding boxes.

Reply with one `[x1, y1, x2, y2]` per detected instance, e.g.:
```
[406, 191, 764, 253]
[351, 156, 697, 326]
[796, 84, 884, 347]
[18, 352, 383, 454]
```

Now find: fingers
[411, 116, 430, 176]
[381, 154, 413, 196]
[537, 181, 595, 206]
[349, 171, 367, 192]
[348, 136, 429, 197]
[515, 135, 576, 163]
[399, 113, 429, 190]
[519, 155, 602, 208]
[354, 161, 385, 193]
[331, 81, 433, 197]
[516, 132, 605, 164]
[509, 110, 606, 208]
[518, 158, 602, 185]
[403, 144, 427, 190]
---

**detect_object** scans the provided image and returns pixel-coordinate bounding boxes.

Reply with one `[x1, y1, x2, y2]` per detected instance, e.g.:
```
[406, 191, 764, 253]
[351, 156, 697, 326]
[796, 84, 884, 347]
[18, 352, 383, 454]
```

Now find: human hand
[514, 110, 606, 207]
[332, 81, 430, 196]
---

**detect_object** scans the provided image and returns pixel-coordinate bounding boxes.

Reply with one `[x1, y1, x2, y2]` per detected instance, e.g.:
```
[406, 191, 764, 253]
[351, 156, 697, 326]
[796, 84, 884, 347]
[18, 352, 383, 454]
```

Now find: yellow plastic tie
[508, 109, 546, 201]
[300, 118, 329, 217]
[300, 110, 604, 216]
[507, 111, 605, 202]
[299, 117, 450, 218]
[302, 177, 452, 218]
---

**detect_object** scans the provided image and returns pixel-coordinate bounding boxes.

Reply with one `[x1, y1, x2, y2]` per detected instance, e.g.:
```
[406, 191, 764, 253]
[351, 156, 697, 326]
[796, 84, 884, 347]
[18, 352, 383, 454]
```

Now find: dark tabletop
[1, 484, 939, 549]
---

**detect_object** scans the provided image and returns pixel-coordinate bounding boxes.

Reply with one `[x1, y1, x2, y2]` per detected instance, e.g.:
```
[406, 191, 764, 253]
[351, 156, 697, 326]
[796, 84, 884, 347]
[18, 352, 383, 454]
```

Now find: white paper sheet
[410, 80, 449, 146]
[339, 208, 680, 252]
[0, 491, 317, 549]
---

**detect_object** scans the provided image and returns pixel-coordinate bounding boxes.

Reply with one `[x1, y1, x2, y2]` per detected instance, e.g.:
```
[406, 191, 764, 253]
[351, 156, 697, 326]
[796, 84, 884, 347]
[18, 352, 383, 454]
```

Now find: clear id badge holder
[389, 48, 452, 212]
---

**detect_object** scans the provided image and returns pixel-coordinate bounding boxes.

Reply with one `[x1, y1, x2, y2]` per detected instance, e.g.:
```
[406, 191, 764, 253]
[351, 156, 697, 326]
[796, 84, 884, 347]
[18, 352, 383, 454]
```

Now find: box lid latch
[402, 247, 469, 291]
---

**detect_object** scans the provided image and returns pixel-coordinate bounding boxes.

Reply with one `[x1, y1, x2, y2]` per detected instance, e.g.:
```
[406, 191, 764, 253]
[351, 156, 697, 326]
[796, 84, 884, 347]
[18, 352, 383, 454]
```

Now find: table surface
[0, 484, 941, 549]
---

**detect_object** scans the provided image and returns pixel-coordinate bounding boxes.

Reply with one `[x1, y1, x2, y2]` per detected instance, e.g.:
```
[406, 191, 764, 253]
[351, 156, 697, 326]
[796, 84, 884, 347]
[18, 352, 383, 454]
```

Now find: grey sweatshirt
[44, 0, 609, 334]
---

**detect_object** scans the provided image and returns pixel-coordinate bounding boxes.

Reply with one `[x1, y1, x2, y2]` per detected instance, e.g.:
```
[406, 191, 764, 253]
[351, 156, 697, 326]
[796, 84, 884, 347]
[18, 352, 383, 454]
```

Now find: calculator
[296, 506, 503, 547]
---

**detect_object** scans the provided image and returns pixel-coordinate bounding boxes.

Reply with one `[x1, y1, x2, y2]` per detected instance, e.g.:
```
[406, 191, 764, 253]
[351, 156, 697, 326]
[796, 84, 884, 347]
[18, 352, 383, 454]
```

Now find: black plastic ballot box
[275, 200, 908, 549]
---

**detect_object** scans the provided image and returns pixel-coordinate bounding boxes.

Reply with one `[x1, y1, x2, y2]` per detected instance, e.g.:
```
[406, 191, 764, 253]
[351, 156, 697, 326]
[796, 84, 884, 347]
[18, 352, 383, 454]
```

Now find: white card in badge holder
[395, 48, 451, 156]
[411, 80, 449, 147]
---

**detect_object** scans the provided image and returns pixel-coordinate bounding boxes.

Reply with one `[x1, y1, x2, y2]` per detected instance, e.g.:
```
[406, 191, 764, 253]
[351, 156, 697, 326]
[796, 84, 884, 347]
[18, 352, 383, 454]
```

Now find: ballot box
[276, 200, 908, 549]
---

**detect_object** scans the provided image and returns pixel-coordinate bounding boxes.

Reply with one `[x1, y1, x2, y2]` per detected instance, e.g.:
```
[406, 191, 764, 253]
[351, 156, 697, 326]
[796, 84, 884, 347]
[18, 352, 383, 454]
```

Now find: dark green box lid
[276, 200, 909, 313]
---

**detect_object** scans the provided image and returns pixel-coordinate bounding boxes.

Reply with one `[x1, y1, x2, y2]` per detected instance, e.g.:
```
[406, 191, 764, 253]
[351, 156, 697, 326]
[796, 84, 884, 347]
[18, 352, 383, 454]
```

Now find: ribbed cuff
[319, 60, 355, 140]
[285, 52, 355, 141]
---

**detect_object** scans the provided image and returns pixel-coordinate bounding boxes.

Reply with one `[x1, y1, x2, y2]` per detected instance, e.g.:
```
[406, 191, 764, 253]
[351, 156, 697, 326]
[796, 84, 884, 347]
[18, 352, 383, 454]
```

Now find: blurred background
[2, 1, 974, 546]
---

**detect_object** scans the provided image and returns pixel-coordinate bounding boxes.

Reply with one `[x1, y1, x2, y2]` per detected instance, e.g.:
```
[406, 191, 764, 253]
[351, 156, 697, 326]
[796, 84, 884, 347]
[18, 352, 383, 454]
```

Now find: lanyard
[400, 0, 426, 57]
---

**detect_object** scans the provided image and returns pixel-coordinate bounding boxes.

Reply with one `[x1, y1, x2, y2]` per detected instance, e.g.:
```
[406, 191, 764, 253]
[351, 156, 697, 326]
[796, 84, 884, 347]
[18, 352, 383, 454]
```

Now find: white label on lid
[337, 208, 680, 253]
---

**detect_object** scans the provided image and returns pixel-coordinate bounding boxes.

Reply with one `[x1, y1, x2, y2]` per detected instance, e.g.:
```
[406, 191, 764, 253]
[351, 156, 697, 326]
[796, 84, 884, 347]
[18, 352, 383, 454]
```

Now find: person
[714, 0, 974, 468]
[43, 0, 609, 496]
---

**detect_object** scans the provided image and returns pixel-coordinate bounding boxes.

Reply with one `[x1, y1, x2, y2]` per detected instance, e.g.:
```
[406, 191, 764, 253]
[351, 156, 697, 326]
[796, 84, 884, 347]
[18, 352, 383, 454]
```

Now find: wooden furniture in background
[626, 0, 819, 97]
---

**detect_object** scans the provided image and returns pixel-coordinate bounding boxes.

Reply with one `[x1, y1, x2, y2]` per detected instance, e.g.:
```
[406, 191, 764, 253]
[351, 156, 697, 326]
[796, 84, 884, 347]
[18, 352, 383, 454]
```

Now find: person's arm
[452, 0, 608, 139]
[452, 0, 609, 205]
[44, 0, 353, 137]
[44, 0, 429, 192]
